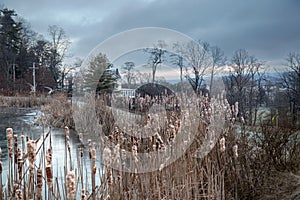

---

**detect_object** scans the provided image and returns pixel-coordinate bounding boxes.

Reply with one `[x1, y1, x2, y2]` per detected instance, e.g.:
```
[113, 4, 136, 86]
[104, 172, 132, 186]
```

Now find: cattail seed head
[220, 137, 226, 152]
[27, 140, 36, 171]
[87, 139, 92, 148]
[6, 128, 13, 158]
[80, 146, 83, 157]
[65, 126, 69, 136]
[121, 148, 126, 159]
[46, 164, 53, 186]
[92, 165, 97, 174]
[66, 170, 76, 200]
[241, 116, 245, 124]
[67, 141, 71, 152]
[79, 133, 83, 144]
[112, 143, 120, 165]
[14, 135, 19, 164]
[46, 148, 52, 165]
[91, 143, 96, 161]
[15, 188, 23, 200]
[36, 168, 43, 199]
[103, 147, 111, 166]
[81, 189, 86, 200]
[132, 145, 138, 157]
[233, 144, 238, 158]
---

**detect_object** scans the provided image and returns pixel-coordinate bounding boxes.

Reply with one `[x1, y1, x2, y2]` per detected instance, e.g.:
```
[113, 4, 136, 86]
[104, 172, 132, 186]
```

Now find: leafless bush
[41, 93, 74, 128]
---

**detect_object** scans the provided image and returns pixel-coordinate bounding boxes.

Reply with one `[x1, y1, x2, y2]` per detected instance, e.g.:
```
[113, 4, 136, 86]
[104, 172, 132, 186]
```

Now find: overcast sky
[2, 0, 300, 69]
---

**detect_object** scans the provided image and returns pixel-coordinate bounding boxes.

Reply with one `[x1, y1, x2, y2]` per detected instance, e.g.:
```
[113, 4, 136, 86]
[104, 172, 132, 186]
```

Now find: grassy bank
[0, 95, 52, 108]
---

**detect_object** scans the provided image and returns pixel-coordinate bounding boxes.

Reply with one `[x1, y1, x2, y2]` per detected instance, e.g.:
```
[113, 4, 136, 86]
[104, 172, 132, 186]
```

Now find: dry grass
[1, 92, 299, 199]
[40, 93, 74, 128]
[0, 95, 51, 108]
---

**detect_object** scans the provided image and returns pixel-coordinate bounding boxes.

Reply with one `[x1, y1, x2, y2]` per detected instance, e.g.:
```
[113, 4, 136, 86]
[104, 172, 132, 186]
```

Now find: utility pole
[33, 62, 36, 93]
[29, 62, 38, 94]
[12, 63, 16, 92]
[13, 64, 16, 83]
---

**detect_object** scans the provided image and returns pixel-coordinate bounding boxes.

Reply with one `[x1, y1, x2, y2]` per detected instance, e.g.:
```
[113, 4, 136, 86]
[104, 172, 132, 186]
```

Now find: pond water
[0, 106, 103, 197]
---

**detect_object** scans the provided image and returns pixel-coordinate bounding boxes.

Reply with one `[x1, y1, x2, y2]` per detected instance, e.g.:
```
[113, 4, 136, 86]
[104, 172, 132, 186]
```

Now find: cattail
[132, 145, 138, 157]
[27, 140, 36, 162]
[65, 126, 70, 138]
[102, 146, 112, 187]
[241, 116, 245, 124]
[220, 137, 225, 152]
[87, 139, 92, 158]
[14, 135, 18, 164]
[155, 132, 163, 144]
[92, 165, 97, 174]
[131, 145, 139, 162]
[0, 161, 2, 174]
[112, 143, 120, 165]
[20, 135, 25, 158]
[159, 163, 164, 171]
[147, 114, 151, 123]
[66, 170, 76, 200]
[15, 188, 23, 200]
[6, 128, 13, 158]
[234, 102, 239, 117]
[176, 119, 181, 129]
[65, 126, 71, 152]
[233, 144, 238, 158]
[17, 149, 23, 180]
[45, 147, 53, 189]
[90, 143, 96, 161]
[36, 168, 43, 200]
[27, 140, 36, 173]
[121, 149, 126, 160]
[103, 147, 111, 166]
[121, 149, 126, 167]
[80, 146, 84, 158]
[107, 167, 112, 185]
[46, 164, 53, 187]
[168, 125, 176, 142]
[0, 147, 2, 157]
[81, 189, 86, 200]
[79, 133, 83, 144]
[231, 117, 235, 124]
[225, 100, 232, 120]
[46, 148, 52, 165]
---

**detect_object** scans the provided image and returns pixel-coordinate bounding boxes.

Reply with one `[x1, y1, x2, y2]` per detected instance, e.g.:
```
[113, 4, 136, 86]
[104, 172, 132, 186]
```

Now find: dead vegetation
[1, 92, 299, 199]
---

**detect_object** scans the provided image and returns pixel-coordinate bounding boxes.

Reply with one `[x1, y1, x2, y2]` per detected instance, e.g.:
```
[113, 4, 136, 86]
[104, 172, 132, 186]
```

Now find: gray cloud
[2, 0, 300, 67]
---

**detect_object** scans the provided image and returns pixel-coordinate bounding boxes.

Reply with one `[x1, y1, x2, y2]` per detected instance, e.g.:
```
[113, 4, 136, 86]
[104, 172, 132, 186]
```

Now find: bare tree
[281, 52, 300, 124]
[209, 45, 225, 92]
[174, 40, 211, 95]
[223, 49, 262, 124]
[170, 45, 184, 83]
[122, 61, 135, 88]
[145, 40, 166, 83]
[140, 72, 151, 84]
[60, 57, 82, 90]
[48, 25, 70, 86]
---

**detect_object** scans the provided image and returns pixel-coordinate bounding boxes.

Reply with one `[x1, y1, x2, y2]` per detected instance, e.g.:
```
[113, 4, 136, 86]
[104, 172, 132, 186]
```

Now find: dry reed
[0, 91, 298, 199]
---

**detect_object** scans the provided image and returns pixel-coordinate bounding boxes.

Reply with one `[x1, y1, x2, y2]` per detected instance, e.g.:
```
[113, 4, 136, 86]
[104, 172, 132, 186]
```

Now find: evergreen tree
[0, 8, 22, 89]
[83, 53, 118, 95]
